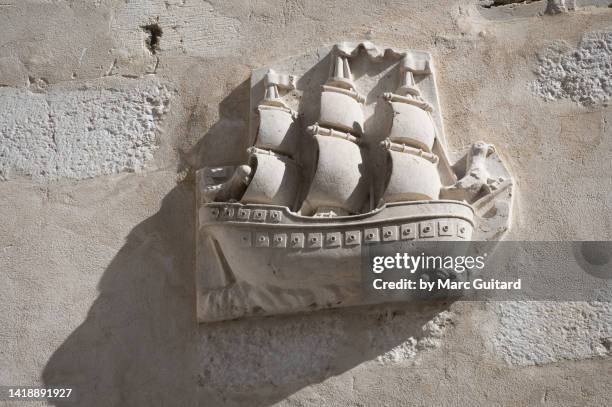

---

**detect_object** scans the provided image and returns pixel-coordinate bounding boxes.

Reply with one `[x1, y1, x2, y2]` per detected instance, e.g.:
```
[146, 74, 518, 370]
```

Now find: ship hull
[197, 200, 474, 322]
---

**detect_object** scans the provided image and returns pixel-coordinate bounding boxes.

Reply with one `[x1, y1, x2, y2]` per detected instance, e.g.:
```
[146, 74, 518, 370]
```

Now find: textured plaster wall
[0, 0, 611, 406]
[0, 80, 170, 181]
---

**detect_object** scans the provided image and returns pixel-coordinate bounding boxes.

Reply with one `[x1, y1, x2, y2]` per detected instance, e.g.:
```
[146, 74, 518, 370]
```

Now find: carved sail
[240, 148, 300, 207]
[385, 94, 435, 152]
[300, 126, 368, 215]
[238, 70, 300, 208]
[383, 141, 440, 202]
[381, 56, 442, 203]
[257, 106, 299, 156]
[300, 54, 369, 216]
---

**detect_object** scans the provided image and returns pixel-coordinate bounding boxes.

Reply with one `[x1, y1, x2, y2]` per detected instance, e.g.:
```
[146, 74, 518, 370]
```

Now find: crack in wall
[142, 23, 163, 55]
[480, 0, 543, 8]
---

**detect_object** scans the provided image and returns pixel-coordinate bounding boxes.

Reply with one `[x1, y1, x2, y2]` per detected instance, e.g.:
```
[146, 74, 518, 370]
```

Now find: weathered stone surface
[111, 0, 243, 60]
[492, 302, 612, 365]
[198, 303, 453, 404]
[533, 30, 612, 106]
[0, 79, 170, 181]
[375, 310, 455, 363]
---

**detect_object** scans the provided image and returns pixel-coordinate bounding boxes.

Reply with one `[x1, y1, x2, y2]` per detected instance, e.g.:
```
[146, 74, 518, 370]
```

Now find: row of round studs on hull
[238, 219, 472, 248]
[204, 206, 283, 223]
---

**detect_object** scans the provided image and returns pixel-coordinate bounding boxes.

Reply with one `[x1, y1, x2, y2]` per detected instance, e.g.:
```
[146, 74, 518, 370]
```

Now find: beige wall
[1, 1, 611, 406]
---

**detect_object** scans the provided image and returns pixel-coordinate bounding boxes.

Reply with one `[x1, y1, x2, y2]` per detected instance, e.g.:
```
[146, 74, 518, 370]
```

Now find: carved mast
[299, 50, 369, 216]
[201, 70, 301, 208]
[240, 70, 301, 209]
[380, 55, 443, 203]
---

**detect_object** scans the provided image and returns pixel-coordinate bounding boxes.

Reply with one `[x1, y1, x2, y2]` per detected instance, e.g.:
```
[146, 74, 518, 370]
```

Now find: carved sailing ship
[196, 43, 514, 322]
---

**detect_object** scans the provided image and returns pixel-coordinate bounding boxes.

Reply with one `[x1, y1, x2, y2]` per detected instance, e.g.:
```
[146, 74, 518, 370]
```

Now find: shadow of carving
[183, 78, 252, 171]
[41, 183, 200, 406]
[196, 301, 452, 406]
[42, 67, 455, 407]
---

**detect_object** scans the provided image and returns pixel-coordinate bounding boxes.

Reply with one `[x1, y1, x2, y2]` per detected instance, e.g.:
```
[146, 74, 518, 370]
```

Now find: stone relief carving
[195, 42, 514, 323]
